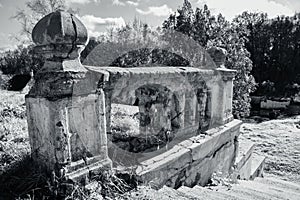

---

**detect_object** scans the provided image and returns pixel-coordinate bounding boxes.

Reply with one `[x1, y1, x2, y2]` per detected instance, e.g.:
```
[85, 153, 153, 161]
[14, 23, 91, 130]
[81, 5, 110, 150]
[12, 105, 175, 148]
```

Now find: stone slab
[250, 154, 266, 180]
[235, 136, 255, 180]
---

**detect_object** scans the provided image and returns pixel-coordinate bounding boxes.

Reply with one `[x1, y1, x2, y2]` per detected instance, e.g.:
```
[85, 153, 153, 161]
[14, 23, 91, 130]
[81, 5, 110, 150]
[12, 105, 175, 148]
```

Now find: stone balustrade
[26, 10, 241, 188]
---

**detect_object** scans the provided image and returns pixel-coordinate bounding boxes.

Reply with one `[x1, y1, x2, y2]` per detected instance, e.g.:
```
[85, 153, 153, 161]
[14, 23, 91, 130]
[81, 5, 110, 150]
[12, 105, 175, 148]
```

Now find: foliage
[0, 46, 44, 75]
[175, 0, 194, 36]
[234, 12, 300, 97]
[163, 1, 255, 118]
[1, 1, 71, 76]
[13, 0, 76, 42]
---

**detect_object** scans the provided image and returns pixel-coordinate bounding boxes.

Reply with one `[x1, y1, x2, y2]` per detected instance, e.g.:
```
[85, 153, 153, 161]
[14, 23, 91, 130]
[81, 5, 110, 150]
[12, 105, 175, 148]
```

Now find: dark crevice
[190, 140, 232, 163]
[68, 13, 78, 58]
[212, 140, 231, 158]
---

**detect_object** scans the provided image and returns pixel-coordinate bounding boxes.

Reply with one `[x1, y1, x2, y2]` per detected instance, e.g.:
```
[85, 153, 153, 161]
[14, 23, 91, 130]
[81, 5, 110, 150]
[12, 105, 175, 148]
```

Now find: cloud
[0, 33, 18, 53]
[79, 15, 125, 37]
[196, 0, 294, 20]
[112, 0, 126, 6]
[126, 1, 139, 6]
[66, 0, 100, 5]
[136, 4, 174, 17]
[0, 3, 2, 8]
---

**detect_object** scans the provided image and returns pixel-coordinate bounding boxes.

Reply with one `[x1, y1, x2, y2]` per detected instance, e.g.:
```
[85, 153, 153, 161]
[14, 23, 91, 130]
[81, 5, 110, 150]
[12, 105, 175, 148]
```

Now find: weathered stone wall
[134, 120, 242, 188]
[26, 10, 240, 188]
[87, 66, 211, 135]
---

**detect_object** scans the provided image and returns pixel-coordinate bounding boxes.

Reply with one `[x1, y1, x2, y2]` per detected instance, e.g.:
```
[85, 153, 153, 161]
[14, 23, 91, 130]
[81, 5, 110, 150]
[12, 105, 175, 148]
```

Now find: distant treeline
[238, 12, 300, 96]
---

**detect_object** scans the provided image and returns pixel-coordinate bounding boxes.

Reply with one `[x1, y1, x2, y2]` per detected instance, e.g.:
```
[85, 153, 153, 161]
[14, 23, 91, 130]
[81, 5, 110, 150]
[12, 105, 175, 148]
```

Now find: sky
[0, 0, 299, 51]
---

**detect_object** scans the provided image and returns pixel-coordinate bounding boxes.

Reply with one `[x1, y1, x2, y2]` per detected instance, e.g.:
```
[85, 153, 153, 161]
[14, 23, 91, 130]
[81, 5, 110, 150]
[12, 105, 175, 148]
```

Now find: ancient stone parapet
[26, 10, 111, 184]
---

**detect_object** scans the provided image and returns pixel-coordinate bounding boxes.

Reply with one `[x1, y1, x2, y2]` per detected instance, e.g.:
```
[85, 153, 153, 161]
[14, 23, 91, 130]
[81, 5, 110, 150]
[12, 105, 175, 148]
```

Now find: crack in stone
[68, 13, 78, 58]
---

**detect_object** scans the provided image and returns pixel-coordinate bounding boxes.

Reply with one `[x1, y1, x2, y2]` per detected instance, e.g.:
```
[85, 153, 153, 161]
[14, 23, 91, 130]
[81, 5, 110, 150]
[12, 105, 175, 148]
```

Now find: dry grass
[0, 90, 40, 199]
[0, 90, 30, 174]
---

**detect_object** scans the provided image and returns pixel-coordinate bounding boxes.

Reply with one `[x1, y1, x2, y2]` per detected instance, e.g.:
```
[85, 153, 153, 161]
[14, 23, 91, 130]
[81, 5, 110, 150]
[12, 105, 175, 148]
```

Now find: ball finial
[207, 46, 227, 68]
[32, 10, 89, 60]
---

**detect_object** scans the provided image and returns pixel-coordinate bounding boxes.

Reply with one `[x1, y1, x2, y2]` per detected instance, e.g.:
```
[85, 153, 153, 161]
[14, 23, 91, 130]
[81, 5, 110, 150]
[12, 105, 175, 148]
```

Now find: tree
[208, 14, 256, 118]
[0, 45, 44, 75]
[234, 12, 300, 97]
[192, 5, 214, 46]
[162, 1, 256, 118]
[234, 12, 270, 85]
[162, 14, 176, 30]
[13, 0, 76, 42]
[175, 0, 194, 36]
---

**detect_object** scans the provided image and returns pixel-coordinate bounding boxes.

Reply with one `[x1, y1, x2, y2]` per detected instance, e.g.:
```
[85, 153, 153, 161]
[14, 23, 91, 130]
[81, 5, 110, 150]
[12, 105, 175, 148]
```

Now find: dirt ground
[241, 116, 300, 184]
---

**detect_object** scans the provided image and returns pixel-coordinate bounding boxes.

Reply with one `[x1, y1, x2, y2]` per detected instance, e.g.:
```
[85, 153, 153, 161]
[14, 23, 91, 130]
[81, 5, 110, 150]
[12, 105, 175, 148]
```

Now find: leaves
[163, 1, 255, 118]
[13, 0, 78, 43]
[0, 46, 44, 75]
[235, 12, 300, 97]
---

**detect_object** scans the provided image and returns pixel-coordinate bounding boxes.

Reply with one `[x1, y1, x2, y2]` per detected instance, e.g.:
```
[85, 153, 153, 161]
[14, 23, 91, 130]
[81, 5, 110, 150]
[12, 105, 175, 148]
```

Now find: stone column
[208, 47, 236, 125]
[216, 68, 236, 124]
[26, 10, 111, 183]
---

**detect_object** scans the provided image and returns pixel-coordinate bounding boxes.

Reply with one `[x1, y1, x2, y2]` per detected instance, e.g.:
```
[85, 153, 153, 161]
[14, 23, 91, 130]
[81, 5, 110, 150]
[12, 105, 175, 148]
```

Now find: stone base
[130, 120, 242, 189]
[66, 159, 112, 183]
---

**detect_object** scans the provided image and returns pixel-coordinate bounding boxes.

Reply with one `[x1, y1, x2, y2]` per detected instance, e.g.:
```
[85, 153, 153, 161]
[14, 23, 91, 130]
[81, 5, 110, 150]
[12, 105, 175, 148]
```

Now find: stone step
[235, 136, 255, 180]
[177, 176, 300, 200]
[235, 178, 300, 200]
[193, 185, 247, 200]
[255, 176, 300, 195]
[126, 186, 195, 200]
[249, 154, 265, 180]
[215, 184, 284, 200]
[178, 186, 225, 200]
[157, 186, 200, 200]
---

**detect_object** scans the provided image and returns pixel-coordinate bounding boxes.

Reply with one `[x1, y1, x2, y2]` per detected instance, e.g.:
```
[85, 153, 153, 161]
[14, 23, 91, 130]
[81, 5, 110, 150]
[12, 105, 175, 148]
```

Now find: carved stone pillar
[208, 47, 236, 124]
[26, 10, 111, 183]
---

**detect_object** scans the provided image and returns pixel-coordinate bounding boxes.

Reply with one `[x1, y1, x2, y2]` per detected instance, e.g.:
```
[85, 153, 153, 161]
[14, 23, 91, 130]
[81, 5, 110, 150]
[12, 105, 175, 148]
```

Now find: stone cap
[32, 10, 89, 59]
[216, 67, 236, 81]
[207, 47, 227, 68]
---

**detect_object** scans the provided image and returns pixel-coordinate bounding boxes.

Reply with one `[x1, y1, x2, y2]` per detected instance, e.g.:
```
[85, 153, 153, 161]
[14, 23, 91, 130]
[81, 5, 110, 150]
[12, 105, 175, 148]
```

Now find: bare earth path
[241, 115, 300, 184]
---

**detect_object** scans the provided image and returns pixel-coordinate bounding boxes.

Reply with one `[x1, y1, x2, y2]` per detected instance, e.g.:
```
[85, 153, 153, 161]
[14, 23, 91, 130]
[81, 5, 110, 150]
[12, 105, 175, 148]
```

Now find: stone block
[133, 120, 241, 188]
[234, 136, 255, 180]
[188, 120, 241, 162]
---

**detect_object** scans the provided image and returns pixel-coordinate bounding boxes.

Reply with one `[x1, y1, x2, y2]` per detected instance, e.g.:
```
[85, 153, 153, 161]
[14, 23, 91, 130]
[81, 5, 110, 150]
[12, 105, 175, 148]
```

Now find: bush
[0, 45, 44, 76]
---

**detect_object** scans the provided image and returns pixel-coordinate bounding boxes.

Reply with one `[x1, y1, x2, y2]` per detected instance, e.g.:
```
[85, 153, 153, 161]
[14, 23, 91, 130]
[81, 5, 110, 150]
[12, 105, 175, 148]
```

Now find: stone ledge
[187, 119, 242, 161]
[85, 66, 215, 76]
[66, 159, 112, 183]
[134, 119, 242, 188]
